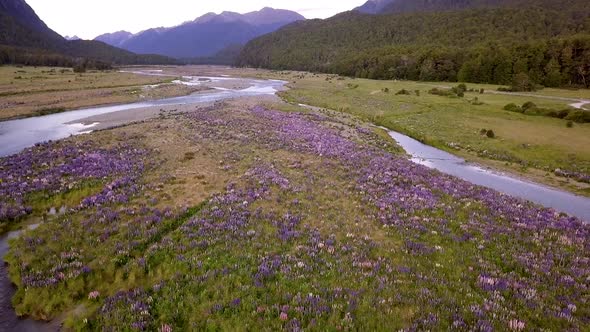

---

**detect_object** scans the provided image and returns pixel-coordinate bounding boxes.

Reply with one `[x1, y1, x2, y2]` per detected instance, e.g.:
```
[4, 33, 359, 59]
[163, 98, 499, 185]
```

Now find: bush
[522, 102, 537, 111]
[451, 84, 467, 97]
[565, 110, 590, 123]
[556, 109, 571, 119]
[382, 87, 390, 93]
[73, 64, 86, 73]
[415, 90, 421, 96]
[429, 88, 455, 97]
[396, 89, 411, 95]
[479, 88, 485, 94]
[504, 103, 523, 113]
[566, 121, 574, 128]
[479, 128, 488, 135]
[486, 130, 495, 138]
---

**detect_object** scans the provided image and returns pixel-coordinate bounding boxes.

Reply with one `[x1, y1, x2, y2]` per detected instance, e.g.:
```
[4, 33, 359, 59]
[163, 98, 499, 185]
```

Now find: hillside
[0, 0, 177, 66]
[238, 3, 590, 87]
[95, 8, 304, 59]
[379, 0, 590, 14]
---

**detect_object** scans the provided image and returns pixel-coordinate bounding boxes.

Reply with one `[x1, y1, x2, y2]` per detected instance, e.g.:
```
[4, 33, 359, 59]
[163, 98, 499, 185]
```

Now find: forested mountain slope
[238, 2, 590, 87]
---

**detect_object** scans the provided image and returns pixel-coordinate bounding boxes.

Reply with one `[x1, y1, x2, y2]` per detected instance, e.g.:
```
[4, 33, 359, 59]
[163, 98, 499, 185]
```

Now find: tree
[544, 57, 562, 87]
[511, 72, 535, 91]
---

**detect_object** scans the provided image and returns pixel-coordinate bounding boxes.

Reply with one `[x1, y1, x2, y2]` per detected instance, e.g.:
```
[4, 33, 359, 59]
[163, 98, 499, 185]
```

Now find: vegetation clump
[504, 102, 590, 123]
[395, 88, 411, 95]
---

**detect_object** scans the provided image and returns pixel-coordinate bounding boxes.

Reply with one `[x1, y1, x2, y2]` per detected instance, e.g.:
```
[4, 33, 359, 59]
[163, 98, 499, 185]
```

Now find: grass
[0, 66, 207, 121]
[260, 71, 590, 195]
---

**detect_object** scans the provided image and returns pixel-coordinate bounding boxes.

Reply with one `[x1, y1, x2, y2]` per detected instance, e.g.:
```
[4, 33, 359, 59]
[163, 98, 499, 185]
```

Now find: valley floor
[0, 66, 588, 331]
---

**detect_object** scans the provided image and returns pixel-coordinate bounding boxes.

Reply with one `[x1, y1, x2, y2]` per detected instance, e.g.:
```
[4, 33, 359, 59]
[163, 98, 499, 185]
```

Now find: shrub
[451, 84, 467, 97]
[479, 88, 485, 94]
[556, 109, 571, 119]
[347, 83, 359, 89]
[566, 121, 574, 128]
[565, 110, 590, 123]
[382, 87, 390, 93]
[486, 130, 495, 138]
[479, 128, 488, 135]
[429, 88, 454, 97]
[415, 90, 421, 96]
[504, 103, 523, 113]
[396, 89, 411, 95]
[73, 65, 86, 73]
[522, 102, 537, 111]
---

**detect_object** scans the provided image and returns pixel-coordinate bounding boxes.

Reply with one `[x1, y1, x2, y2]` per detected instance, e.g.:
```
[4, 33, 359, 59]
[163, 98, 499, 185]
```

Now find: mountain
[94, 8, 305, 59]
[64, 35, 80, 40]
[0, 0, 177, 66]
[354, 0, 396, 14]
[238, 0, 590, 88]
[0, 0, 60, 39]
[95, 30, 132, 48]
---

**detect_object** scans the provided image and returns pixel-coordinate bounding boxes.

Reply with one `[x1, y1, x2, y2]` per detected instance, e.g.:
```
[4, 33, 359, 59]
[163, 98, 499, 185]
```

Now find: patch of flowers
[0, 141, 149, 224]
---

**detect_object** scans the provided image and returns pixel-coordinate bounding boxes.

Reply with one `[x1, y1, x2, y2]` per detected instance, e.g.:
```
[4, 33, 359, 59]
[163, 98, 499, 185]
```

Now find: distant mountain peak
[93, 7, 305, 59]
[94, 30, 133, 47]
[64, 35, 81, 41]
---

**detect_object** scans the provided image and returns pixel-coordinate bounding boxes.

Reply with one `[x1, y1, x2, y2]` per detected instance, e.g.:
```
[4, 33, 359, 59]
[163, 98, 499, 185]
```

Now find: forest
[238, 5, 590, 88]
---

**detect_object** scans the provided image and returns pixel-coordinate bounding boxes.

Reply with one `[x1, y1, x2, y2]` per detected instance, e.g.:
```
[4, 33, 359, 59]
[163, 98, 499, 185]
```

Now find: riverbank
[267, 71, 590, 197]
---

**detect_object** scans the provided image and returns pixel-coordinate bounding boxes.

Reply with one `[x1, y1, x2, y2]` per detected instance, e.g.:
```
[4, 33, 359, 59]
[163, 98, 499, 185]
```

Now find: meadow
[1, 96, 588, 330]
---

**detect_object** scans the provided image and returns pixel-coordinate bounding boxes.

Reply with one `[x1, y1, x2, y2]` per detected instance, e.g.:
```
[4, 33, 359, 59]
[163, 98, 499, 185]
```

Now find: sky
[26, 0, 367, 40]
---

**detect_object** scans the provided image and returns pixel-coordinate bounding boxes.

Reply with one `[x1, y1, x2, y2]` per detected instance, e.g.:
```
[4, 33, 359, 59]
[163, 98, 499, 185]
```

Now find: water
[0, 225, 58, 331]
[0, 77, 285, 157]
[385, 129, 590, 222]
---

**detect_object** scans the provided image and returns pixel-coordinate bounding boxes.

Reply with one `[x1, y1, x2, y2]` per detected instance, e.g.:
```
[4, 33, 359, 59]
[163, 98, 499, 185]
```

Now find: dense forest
[238, 3, 590, 88]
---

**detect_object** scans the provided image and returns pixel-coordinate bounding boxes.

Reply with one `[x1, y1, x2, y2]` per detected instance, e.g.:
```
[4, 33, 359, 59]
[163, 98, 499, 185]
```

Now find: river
[385, 129, 590, 221]
[0, 76, 285, 157]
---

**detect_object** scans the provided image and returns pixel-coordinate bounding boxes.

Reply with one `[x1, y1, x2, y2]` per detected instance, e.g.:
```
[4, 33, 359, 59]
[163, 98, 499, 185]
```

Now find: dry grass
[0, 66, 207, 121]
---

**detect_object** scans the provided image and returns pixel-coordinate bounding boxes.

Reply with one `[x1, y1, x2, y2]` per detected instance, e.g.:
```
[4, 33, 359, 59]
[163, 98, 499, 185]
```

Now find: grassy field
[256, 71, 590, 196]
[0, 66, 205, 120]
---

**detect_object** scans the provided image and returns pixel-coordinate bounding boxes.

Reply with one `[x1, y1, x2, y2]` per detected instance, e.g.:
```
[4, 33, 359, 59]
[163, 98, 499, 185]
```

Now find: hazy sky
[26, 0, 366, 39]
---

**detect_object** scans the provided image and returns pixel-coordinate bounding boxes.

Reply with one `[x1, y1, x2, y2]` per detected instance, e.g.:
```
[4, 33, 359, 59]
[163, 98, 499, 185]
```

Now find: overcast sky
[26, 0, 365, 39]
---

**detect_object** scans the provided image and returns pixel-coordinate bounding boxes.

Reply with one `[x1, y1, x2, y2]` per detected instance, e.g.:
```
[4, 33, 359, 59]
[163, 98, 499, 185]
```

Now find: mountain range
[95, 8, 304, 59]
